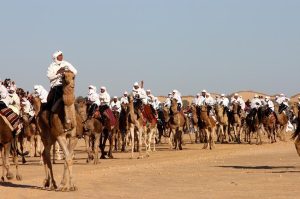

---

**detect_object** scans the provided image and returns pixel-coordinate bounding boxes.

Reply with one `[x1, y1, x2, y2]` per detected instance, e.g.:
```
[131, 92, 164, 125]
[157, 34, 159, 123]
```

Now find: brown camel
[197, 105, 216, 149]
[292, 106, 300, 156]
[162, 99, 186, 150]
[276, 109, 289, 141]
[75, 98, 102, 164]
[261, 107, 277, 143]
[38, 70, 78, 191]
[119, 103, 128, 152]
[229, 102, 244, 143]
[0, 116, 22, 182]
[214, 104, 229, 143]
[127, 95, 147, 158]
[190, 105, 204, 143]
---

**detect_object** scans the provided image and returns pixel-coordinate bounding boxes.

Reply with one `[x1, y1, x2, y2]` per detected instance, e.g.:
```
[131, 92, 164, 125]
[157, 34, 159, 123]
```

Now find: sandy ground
[1, 135, 300, 199]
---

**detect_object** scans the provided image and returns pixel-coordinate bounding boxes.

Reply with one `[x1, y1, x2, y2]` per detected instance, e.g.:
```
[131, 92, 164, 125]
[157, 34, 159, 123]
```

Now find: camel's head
[62, 71, 75, 88]
[75, 97, 88, 121]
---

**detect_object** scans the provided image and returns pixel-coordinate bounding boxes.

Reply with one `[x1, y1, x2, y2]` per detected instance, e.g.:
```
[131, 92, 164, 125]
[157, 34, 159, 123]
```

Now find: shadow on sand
[216, 165, 296, 170]
[0, 181, 38, 189]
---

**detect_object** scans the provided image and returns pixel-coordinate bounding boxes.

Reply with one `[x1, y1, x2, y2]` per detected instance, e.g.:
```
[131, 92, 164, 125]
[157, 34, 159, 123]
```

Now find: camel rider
[192, 93, 200, 105]
[99, 86, 111, 119]
[132, 82, 147, 102]
[152, 97, 161, 111]
[264, 96, 275, 117]
[249, 94, 262, 120]
[110, 96, 121, 113]
[33, 85, 48, 110]
[164, 93, 172, 108]
[0, 84, 12, 110]
[132, 81, 147, 110]
[47, 50, 77, 112]
[204, 93, 215, 116]
[8, 86, 21, 115]
[172, 90, 182, 111]
[219, 94, 229, 115]
[196, 90, 207, 107]
[259, 96, 266, 106]
[87, 85, 100, 118]
[276, 93, 289, 113]
[21, 96, 35, 118]
[120, 91, 129, 105]
[230, 93, 245, 115]
[146, 89, 157, 116]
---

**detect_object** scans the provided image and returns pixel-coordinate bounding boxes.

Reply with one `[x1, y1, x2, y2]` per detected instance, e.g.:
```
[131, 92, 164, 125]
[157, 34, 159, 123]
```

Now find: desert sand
[1, 134, 300, 199]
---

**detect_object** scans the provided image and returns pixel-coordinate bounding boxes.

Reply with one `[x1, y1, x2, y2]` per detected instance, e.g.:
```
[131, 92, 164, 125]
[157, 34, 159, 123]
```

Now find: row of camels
[1, 70, 298, 191]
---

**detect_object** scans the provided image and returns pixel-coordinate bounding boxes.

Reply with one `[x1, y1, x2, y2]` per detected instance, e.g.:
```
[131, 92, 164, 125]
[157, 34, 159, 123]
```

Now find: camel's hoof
[22, 158, 27, 164]
[6, 172, 14, 180]
[137, 156, 144, 159]
[108, 155, 114, 159]
[1, 176, 5, 182]
[16, 175, 22, 181]
[47, 185, 56, 191]
[69, 185, 78, 191]
[100, 155, 107, 159]
[56, 187, 69, 192]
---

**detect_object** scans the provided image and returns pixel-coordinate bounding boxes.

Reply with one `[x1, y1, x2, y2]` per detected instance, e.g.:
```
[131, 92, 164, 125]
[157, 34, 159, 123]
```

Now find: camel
[75, 98, 102, 164]
[142, 104, 157, 152]
[292, 108, 300, 156]
[38, 70, 78, 191]
[197, 105, 216, 149]
[112, 110, 121, 151]
[228, 102, 244, 143]
[0, 116, 22, 182]
[118, 103, 128, 152]
[162, 99, 186, 150]
[214, 104, 229, 143]
[276, 108, 289, 141]
[245, 107, 264, 145]
[261, 107, 277, 143]
[190, 105, 205, 143]
[127, 95, 147, 158]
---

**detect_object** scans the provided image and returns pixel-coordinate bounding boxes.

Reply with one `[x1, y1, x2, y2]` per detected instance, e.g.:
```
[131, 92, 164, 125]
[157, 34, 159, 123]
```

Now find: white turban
[133, 82, 139, 86]
[52, 50, 63, 64]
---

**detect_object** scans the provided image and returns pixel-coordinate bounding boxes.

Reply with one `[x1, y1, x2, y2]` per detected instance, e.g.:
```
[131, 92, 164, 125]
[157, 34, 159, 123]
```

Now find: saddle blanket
[104, 108, 117, 127]
[0, 107, 20, 131]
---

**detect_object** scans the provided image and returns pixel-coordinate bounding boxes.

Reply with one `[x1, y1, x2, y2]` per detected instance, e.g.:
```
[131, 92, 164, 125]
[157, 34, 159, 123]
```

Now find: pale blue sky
[0, 0, 299, 97]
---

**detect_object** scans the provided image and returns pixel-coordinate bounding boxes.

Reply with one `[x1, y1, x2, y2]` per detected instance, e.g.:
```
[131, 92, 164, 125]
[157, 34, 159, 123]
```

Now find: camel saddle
[93, 109, 116, 127]
[0, 107, 20, 132]
[142, 104, 157, 125]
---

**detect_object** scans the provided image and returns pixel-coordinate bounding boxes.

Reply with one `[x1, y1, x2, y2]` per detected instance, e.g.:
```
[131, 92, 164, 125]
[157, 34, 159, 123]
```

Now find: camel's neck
[63, 85, 75, 106]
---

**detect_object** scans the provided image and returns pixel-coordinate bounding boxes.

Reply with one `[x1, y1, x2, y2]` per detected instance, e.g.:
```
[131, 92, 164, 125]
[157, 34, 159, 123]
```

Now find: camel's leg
[210, 128, 216, 149]
[12, 144, 22, 181]
[36, 134, 42, 157]
[203, 129, 209, 149]
[56, 135, 77, 191]
[121, 129, 127, 152]
[94, 133, 100, 164]
[256, 128, 263, 145]
[42, 137, 57, 190]
[108, 129, 114, 159]
[130, 126, 135, 158]
[100, 129, 109, 159]
[1, 143, 13, 181]
[138, 127, 144, 159]
[179, 128, 183, 150]
[84, 135, 92, 163]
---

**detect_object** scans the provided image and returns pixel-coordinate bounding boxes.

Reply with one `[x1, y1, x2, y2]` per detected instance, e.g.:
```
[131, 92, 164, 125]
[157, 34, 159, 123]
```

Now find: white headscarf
[52, 50, 63, 65]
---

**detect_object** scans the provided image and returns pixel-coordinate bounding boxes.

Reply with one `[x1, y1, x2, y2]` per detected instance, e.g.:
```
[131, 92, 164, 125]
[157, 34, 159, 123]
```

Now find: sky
[0, 0, 299, 97]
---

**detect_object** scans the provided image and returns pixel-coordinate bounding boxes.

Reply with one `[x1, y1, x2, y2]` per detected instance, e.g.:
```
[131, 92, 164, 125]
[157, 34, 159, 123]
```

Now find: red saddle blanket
[0, 107, 20, 130]
[103, 108, 117, 127]
[142, 105, 157, 125]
